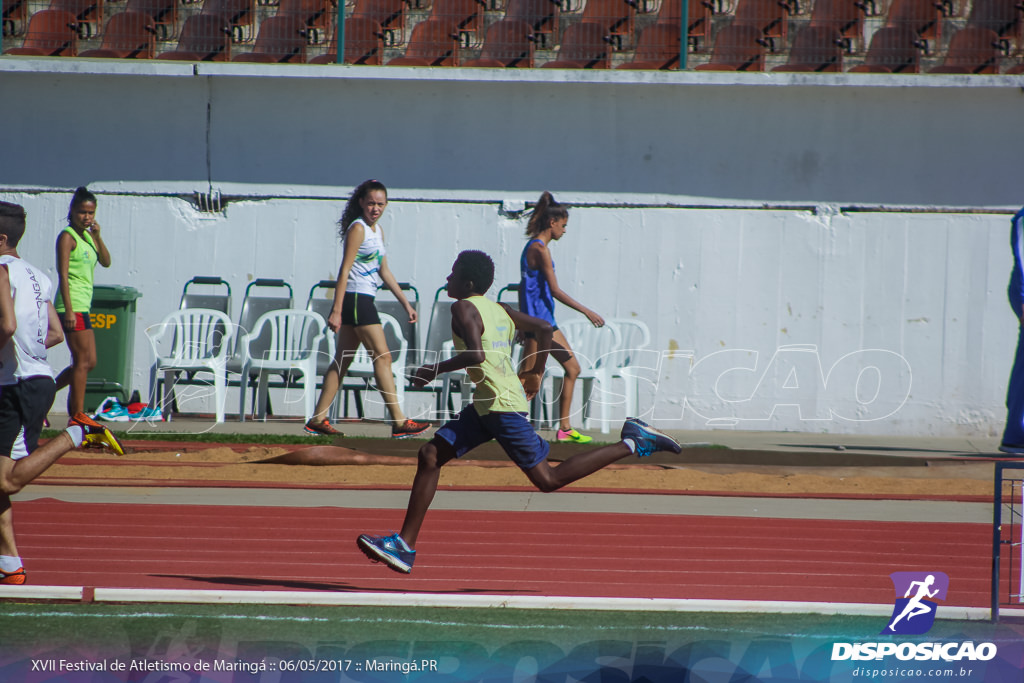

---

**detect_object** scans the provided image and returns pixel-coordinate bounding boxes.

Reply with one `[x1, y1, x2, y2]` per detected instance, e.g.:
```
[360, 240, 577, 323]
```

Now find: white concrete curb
[3, 585, 1020, 621]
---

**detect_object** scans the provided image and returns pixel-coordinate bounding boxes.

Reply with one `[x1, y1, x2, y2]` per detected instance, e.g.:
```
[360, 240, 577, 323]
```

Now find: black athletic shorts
[340, 291, 381, 327]
[0, 376, 57, 460]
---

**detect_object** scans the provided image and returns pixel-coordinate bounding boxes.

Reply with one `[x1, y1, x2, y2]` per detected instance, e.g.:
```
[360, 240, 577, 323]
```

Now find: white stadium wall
[1, 59, 1023, 435]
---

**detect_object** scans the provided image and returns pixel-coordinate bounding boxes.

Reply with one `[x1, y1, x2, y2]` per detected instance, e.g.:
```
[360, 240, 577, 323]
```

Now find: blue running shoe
[94, 396, 131, 422]
[357, 532, 415, 574]
[129, 406, 164, 422]
[620, 417, 682, 457]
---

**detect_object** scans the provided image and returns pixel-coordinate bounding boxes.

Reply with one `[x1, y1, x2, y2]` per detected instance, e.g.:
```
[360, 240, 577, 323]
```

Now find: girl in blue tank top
[518, 191, 605, 444]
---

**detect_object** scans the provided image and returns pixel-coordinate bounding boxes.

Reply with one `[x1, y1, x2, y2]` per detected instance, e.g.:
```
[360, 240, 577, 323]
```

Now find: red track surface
[11, 498, 993, 607]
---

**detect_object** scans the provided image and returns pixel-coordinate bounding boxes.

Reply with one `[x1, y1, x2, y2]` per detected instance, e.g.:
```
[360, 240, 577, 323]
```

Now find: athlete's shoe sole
[0, 567, 26, 585]
[71, 412, 126, 456]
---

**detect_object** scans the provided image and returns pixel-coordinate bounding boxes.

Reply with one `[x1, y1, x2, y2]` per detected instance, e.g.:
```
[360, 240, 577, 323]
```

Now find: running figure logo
[883, 571, 949, 635]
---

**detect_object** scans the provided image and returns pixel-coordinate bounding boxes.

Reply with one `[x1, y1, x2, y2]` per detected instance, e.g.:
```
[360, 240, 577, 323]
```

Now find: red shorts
[61, 312, 93, 332]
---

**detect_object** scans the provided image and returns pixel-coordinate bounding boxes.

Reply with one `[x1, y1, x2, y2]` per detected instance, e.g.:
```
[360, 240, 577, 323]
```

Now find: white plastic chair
[438, 339, 473, 416]
[538, 318, 622, 433]
[416, 286, 457, 419]
[342, 312, 410, 416]
[605, 318, 654, 423]
[146, 308, 235, 423]
[238, 309, 326, 422]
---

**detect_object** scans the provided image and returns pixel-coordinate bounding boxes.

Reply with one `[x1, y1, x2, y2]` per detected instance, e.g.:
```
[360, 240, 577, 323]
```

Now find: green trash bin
[83, 285, 142, 412]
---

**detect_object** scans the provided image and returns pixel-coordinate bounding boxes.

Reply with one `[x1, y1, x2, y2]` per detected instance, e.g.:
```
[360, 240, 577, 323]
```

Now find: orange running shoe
[70, 412, 126, 456]
[391, 419, 430, 439]
[0, 567, 26, 584]
[304, 418, 343, 436]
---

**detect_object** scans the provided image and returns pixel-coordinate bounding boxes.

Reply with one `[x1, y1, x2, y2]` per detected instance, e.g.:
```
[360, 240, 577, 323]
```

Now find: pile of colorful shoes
[93, 396, 163, 422]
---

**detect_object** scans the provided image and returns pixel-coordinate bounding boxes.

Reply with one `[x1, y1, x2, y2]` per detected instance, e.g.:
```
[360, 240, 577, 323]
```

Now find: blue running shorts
[434, 405, 550, 471]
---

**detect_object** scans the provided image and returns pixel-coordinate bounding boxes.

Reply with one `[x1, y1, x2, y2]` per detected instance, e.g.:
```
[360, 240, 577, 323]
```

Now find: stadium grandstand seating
[387, 16, 459, 65]
[620, 0, 714, 57]
[580, 0, 635, 45]
[352, 0, 407, 45]
[49, 0, 100, 35]
[307, 15, 383, 64]
[847, 25, 923, 70]
[231, 14, 305, 61]
[201, 0, 254, 42]
[884, 0, 946, 47]
[617, 22, 681, 68]
[966, 0, 1023, 50]
[734, 0, 795, 49]
[462, 17, 534, 66]
[772, 23, 843, 69]
[504, 0, 559, 46]
[79, 10, 155, 57]
[430, 0, 486, 40]
[693, 23, 769, 69]
[156, 13, 231, 59]
[928, 24, 1002, 71]
[275, 0, 328, 42]
[3, 0, 29, 36]
[3, 8, 76, 54]
[540, 20, 612, 67]
[5, 0, 1024, 73]
[808, 0, 870, 50]
[675, 0, 716, 50]
[125, 0, 176, 39]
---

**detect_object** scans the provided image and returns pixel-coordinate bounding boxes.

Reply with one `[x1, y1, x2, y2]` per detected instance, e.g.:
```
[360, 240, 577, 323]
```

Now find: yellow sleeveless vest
[453, 296, 527, 415]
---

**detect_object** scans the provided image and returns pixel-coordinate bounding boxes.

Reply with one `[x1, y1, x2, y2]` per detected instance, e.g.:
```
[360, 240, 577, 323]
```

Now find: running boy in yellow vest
[357, 250, 681, 574]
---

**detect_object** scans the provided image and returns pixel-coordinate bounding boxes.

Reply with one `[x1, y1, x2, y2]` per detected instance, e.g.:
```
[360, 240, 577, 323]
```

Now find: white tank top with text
[0, 255, 54, 385]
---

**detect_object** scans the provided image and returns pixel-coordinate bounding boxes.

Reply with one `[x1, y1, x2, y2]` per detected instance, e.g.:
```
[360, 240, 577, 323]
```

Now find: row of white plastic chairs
[146, 307, 399, 423]
[146, 304, 652, 431]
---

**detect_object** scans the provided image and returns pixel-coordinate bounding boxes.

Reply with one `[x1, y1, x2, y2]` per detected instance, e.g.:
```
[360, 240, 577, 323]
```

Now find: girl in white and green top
[54, 187, 112, 419]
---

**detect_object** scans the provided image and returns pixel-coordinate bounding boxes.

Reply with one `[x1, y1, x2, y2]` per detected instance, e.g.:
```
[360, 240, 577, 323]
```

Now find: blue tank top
[519, 238, 555, 326]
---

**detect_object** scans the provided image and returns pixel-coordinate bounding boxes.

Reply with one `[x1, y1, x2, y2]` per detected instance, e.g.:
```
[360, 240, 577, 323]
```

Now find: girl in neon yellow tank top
[54, 187, 112, 418]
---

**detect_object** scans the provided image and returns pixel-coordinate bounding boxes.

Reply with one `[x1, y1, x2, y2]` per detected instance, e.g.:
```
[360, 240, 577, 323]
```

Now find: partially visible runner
[519, 191, 605, 444]
[0, 202, 125, 585]
[54, 187, 112, 419]
[1000, 205, 1024, 455]
[304, 180, 429, 440]
[357, 250, 681, 574]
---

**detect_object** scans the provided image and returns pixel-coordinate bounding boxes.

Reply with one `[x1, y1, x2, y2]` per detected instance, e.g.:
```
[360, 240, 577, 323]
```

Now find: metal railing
[992, 461, 1024, 622]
